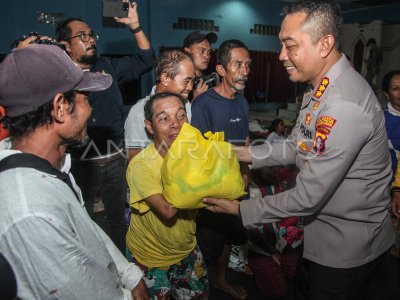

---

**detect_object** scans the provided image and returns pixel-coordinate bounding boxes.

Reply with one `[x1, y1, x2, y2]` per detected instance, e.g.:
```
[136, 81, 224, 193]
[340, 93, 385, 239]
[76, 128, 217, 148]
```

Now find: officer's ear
[319, 34, 335, 58]
[216, 64, 226, 77]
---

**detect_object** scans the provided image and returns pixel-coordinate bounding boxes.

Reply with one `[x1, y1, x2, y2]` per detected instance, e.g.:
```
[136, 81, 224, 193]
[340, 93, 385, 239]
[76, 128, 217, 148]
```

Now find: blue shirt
[384, 109, 400, 178]
[191, 88, 249, 146]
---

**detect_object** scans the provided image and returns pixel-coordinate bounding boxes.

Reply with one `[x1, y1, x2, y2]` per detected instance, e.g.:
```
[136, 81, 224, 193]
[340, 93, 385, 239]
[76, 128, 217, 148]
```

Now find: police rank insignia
[312, 101, 320, 110]
[313, 115, 336, 154]
[305, 113, 312, 125]
[313, 77, 329, 99]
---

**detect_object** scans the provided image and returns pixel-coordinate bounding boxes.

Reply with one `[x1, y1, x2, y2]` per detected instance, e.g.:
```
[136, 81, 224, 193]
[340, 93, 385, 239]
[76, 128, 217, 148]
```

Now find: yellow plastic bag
[161, 122, 246, 209]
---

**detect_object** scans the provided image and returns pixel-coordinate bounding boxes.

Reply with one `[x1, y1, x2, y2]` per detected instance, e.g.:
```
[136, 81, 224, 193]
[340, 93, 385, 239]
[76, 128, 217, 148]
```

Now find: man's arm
[131, 280, 149, 300]
[115, 0, 150, 50]
[111, 1, 155, 83]
[249, 118, 300, 168]
[207, 103, 373, 226]
[145, 194, 178, 220]
[234, 120, 299, 164]
[1, 216, 142, 299]
[127, 151, 177, 220]
[93, 221, 146, 295]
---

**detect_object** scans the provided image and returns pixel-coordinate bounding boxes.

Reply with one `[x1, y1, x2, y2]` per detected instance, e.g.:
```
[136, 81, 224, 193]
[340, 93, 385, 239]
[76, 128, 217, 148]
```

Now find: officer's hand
[193, 79, 208, 100]
[203, 198, 240, 216]
[391, 191, 400, 218]
[116, 0, 140, 30]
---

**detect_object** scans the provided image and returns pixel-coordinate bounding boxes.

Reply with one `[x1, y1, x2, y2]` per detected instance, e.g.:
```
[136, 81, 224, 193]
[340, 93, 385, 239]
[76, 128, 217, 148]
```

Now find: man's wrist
[129, 25, 142, 34]
[391, 186, 400, 195]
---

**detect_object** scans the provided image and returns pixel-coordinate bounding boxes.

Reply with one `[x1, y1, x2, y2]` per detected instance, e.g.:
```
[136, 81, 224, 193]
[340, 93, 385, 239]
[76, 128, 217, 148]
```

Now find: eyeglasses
[67, 33, 99, 42]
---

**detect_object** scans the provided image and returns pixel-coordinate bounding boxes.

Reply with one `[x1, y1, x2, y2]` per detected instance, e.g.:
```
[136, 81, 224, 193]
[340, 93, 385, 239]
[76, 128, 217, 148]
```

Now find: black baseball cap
[183, 31, 217, 48]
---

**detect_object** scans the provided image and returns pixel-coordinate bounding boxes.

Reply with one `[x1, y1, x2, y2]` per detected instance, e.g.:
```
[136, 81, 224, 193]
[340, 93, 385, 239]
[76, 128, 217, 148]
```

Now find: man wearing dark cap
[183, 31, 217, 100]
[0, 45, 148, 299]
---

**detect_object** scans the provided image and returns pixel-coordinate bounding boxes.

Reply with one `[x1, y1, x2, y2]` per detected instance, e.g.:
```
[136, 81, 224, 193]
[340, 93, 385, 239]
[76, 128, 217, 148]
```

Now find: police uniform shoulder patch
[313, 115, 336, 154]
[313, 77, 329, 99]
[315, 115, 336, 129]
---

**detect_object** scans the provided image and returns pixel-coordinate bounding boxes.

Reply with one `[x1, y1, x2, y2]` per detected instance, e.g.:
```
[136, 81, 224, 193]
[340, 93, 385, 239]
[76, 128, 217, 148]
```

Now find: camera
[193, 72, 219, 89]
[35, 38, 66, 51]
[102, 1, 130, 18]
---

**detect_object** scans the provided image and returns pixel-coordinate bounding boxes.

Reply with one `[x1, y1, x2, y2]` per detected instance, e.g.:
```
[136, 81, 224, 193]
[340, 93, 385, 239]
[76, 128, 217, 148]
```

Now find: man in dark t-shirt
[191, 39, 251, 299]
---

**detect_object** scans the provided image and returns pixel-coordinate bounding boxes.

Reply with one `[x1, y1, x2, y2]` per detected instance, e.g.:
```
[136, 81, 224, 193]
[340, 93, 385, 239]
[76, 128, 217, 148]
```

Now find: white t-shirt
[0, 141, 143, 299]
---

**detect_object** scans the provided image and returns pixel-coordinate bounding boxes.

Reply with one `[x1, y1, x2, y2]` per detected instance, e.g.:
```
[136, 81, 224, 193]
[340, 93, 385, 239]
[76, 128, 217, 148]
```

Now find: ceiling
[279, 0, 400, 24]
[338, 0, 400, 10]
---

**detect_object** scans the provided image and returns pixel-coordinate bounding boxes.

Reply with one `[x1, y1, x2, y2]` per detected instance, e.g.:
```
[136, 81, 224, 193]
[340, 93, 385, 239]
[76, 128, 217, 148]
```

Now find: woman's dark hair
[382, 70, 400, 93]
[268, 118, 284, 132]
[144, 92, 186, 122]
[2, 91, 77, 139]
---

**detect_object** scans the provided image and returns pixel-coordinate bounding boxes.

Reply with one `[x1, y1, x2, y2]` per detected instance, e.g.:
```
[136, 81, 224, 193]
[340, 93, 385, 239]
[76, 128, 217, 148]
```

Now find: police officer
[203, 1, 394, 299]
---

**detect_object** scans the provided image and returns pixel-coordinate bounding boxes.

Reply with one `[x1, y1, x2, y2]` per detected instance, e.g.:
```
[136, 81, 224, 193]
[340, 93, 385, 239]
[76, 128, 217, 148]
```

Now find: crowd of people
[0, 0, 399, 299]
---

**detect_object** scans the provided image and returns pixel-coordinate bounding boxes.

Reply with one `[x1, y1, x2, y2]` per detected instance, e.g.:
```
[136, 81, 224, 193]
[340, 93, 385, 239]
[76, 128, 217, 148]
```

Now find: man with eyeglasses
[56, 1, 155, 255]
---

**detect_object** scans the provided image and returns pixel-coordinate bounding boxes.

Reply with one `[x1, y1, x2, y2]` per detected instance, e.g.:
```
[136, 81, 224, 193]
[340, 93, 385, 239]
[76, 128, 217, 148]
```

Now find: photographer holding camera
[55, 0, 156, 254]
[183, 31, 218, 101]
